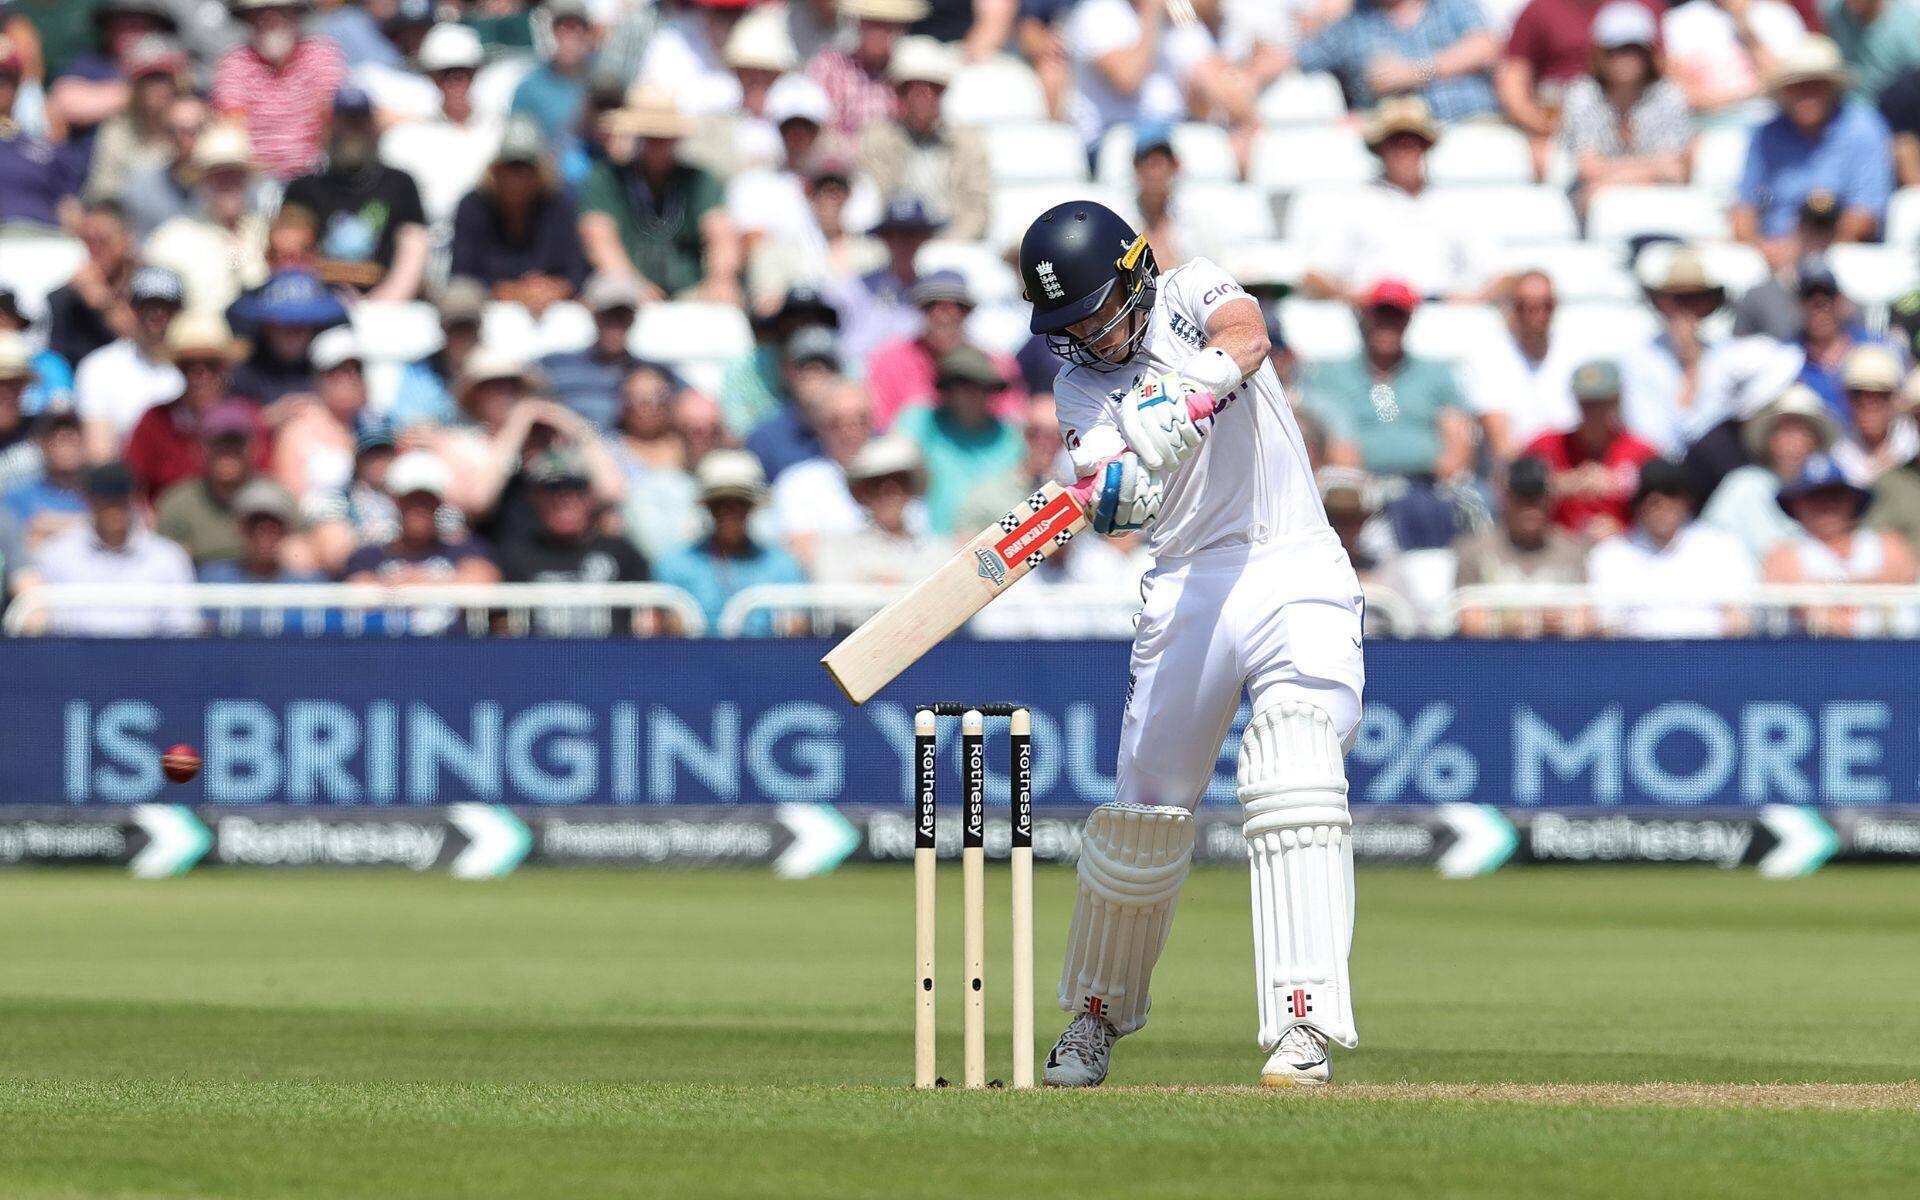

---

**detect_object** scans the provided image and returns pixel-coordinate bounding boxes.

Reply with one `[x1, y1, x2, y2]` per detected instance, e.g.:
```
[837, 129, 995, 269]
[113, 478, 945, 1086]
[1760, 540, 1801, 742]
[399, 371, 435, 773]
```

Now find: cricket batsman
[1021, 201, 1366, 1087]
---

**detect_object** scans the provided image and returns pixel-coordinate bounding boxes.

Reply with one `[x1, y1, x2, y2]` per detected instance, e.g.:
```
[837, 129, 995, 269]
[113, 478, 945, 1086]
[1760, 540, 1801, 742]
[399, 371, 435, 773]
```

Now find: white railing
[3, 582, 709, 637]
[1443, 583, 1920, 638]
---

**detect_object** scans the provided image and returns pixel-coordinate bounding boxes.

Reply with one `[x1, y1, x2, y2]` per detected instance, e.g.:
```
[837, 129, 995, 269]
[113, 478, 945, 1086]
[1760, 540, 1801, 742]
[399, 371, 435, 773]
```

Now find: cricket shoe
[1259, 1025, 1332, 1087]
[1042, 1013, 1116, 1087]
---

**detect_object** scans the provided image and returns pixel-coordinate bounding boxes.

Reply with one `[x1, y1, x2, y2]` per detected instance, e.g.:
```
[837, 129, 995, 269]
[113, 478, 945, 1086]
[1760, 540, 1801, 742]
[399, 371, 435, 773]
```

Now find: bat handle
[1066, 390, 1220, 506]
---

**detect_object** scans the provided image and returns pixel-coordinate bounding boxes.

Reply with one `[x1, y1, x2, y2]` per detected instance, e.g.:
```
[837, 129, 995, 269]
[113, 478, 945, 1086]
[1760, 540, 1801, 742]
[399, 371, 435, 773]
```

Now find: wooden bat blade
[821, 482, 1090, 704]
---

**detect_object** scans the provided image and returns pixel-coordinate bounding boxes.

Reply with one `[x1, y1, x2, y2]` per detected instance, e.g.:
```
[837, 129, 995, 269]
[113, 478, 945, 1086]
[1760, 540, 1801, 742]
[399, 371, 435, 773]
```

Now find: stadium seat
[1826, 243, 1920, 311]
[1221, 241, 1309, 291]
[0, 234, 85, 321]
[1252, 126, 1375, 192]
[1093, 122, 1237, 189]
[479, 301, 540, 363]
[1654, 241, 1769, 296]
[1280, 185, 1375, 242]
[532, 300, 596, 356]
[965, 301, 1034, 358]
[1278, 297, 1359, 361]
[1885, 188, 1920, 253]
[982, 122, 1090, 185]
[1490, 242, 1638, 302]
[917, 239, 1021, 303]
[988, 183, 1134, 252]
[1550, 301, 1659, 357]
[1586, 186, 1731, 245]
[1691, 125, 1752, 203]
[1406, 303, 1505, 361]
[1175, 181, 1277, 242]
[1256, 72, 1346, 125]
[631, 301, 754, 372]
[348, 301, 441, 363]
[471, 54, 535, 121]
[1425, 125, 1532, 187]
[1426, 186, 1579, 245]
[945, 55, 1048, 125]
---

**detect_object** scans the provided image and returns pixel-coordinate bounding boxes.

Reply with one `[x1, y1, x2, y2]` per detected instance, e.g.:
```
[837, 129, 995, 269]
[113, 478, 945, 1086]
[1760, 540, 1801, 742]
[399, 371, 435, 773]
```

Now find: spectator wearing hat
[271, 325, 370, 503]
[344, 451, 500, 632]
[1764, 454, 1916, 633]
[833, 195, 941, 374]
[1823, 0, 1920, 102]
[1702, 382, 1839, 557]
[72, 264, 185, 463]
[1830, 345, 1916, 484]
[1301, 280, 1475, 486]
[77, 31, 189, 202]
[0, 333, 40, 494]
[0, 34, 80, 232]
[1, 408, 90, 565]
[508, 0, 596, 167]
[1314, 465, 1406, 611]
[154, 400, 304, 567]
[810, 432, 941, 585]
[386, 278, 487, 430]
[642, 0, 759, 119]
[344, 0, 441, 121]
[719, 77, 850, 274]
[770, 378, 880, 567]
[1465, 270, 1584, 462]
[379, 22, 505, 232]
[17, 462, 198, 636]
[1732, 192, 1845, 339]
[124, 312, 265, 505]
[862, 35, 988, 240]
[195, 482, 328, 635]
[1559, 2, 1693, 211]
[228, 269, 347, 405]
[1661, 0, 1807, 124]
[212, 0, 346, 182]
[1617, 246, 1741, 457]
[720, 285, 843, 436]
[1523, 359, 1661, 539]
[495, 447, 652, 634]
[1127, 122, 1187, 266]
[450, 117, 590, 305]
[808, 0, 925, 149]
[302, 422, 466, 574]
[746, 326, 846, 478]
[1452, 455, 1590, 636]
[611, 364, 709, 563]
[538, 274, 653, 430]
[1733, 35, 1896, 263]
[1499, 0, 1665, 172]
[655, 450, 805, 634]
[1279, 0, 1499, 124]
[143, 123, 271, 319]
[866, 271, 1023, 431]
[44, 0, 176, 140]
[429, 372, 625, 539]
[1587, 457, 1759, 636]
[895, 345, 1024, 535]
[281, 87, 430, 301]
[581, 88, 742, 303]
[677, 7, 800, 178]
[46, 200, 138, 368]
[120, 91, 210, 236]
[1790, 256, 1901, 420]
[1301, 99, 1496, 305]
[0, 289, 71, 417]
[744, 149, 885, 302]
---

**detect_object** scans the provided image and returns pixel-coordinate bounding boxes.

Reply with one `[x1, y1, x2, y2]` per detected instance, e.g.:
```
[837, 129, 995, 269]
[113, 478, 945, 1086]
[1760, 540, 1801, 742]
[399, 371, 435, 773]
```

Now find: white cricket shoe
[1042, 1013, 1116, 1087]
[1259, 1025, 1332, 1086]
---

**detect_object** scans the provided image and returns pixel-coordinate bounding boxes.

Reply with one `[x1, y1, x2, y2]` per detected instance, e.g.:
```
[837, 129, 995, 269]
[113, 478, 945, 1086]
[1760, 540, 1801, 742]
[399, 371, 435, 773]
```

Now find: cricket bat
[821, 391, 1217, 704]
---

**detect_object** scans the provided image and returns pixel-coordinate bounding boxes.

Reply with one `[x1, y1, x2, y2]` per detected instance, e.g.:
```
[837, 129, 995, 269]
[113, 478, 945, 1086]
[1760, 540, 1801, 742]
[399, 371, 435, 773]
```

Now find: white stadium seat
[1885, 187, 1920, 253]
[1221, 241, 1309, 290]
[0, 235, 85, 322]
[916, 239, 1021, 304]
[348, 301, 441, 364]
[531, 300, 596, 356]
[1639, 240, 1770, 296]
[1826, 243, 1920, 310]
[1550, 301, 1660, 358]
[1278, 298, 1359, 361]
[1281, 186, 1375, 242]
[1252, 126, 1375, 191]
[965, 301, 1034, 358]
[1257, 73, 1346, 125]
[1691, 125, 1752, 203]
[480, 301, 540, 363]
[1586, 186, 1731, 245]
[472, 54, 535, 121]
[1407, 303, 1505, 361]
[982, 122, 1089, 185]
[1426, 186, 1578, 245]
[945, 55, 1048, 125]
[988, 183, 1135, 252]
[1425, 125, 1533, 187]
[1491, 243, 1638, 303]
[1093, 122, 1237, 189]
[631, 301, 754, 372]
[1175, 181, 1277, 243]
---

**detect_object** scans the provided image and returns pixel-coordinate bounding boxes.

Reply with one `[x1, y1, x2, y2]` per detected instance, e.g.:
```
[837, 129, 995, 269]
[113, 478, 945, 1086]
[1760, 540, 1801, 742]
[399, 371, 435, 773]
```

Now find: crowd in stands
[0, 0, 1917, 638]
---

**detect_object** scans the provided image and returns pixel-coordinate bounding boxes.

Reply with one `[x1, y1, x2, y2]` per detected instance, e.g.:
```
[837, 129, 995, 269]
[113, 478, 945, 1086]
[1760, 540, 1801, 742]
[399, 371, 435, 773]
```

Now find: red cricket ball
[162, 744, 201, 784]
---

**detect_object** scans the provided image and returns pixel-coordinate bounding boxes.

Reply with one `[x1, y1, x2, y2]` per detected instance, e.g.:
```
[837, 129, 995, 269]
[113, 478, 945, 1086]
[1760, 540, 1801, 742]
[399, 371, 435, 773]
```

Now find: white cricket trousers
[1116, 528, 1367, 810]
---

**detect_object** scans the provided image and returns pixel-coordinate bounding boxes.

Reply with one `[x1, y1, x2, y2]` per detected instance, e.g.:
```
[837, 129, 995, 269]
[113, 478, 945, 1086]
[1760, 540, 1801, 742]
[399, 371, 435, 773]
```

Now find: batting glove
[1119, 373, 1209, 473]
[1089, 450, 1164, 536]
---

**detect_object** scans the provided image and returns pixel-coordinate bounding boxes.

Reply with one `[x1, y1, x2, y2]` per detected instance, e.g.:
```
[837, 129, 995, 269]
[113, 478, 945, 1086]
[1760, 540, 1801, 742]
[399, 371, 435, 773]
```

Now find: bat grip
[1066, 390, 1220, 506]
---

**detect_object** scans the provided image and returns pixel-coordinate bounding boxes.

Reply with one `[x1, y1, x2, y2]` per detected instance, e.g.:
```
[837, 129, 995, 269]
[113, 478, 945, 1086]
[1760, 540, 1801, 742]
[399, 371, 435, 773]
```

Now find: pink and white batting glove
[1119, 373, 1212, 473]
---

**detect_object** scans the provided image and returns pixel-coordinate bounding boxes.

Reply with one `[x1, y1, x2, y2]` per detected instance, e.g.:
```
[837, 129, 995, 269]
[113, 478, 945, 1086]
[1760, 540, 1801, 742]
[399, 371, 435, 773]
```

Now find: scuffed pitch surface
[2, 867, 1917, 1197]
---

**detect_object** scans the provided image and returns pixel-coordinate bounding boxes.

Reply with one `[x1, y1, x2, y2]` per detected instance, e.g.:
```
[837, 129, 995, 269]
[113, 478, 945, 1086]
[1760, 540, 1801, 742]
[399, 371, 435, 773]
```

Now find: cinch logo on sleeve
[1200, 282, 1242, 305]
[1035, 260, 1065, 300]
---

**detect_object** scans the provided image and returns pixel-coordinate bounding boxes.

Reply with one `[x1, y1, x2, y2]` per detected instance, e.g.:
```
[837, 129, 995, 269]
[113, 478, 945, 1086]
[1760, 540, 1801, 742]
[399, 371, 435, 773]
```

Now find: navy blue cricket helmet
[1019, 201, 1158, 371]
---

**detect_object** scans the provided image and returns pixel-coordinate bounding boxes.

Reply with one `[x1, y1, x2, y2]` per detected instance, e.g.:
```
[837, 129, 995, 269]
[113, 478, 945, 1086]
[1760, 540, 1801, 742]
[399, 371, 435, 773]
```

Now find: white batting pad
[1057, 803, 1195, 1036]
[1240, 702, 1358, 1049]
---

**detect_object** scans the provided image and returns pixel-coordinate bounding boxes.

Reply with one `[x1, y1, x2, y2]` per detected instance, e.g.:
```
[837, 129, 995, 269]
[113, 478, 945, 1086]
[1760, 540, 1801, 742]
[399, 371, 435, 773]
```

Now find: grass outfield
[3, 866, 1918, 1198]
